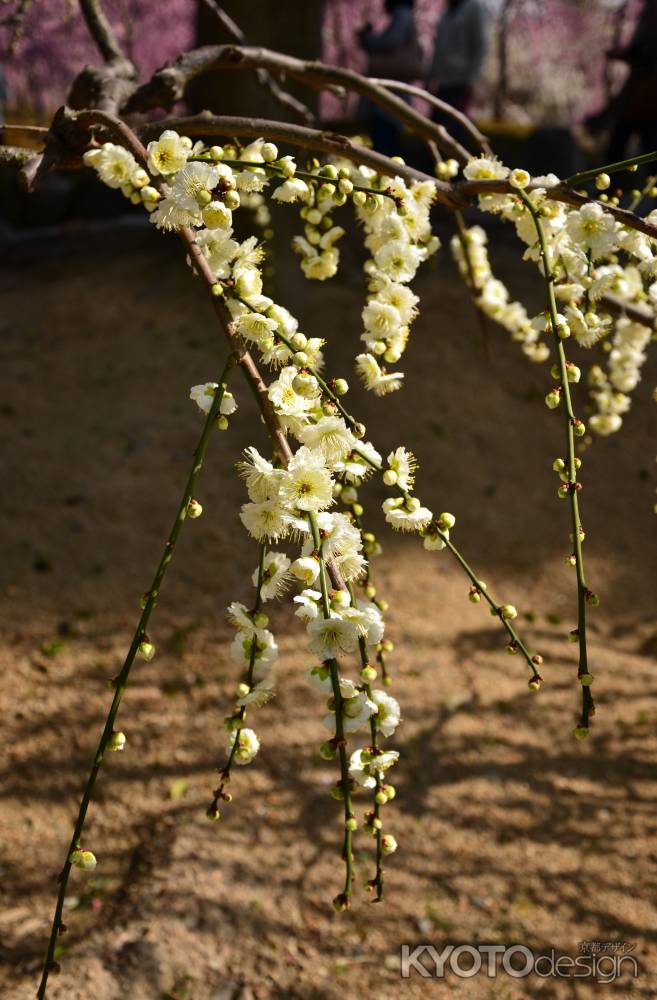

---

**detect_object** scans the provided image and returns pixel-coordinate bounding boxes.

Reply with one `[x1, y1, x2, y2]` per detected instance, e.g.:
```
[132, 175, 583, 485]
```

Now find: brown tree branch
[123, 44, 469, 162]
[369, 77, 491, 156]
[78, 0, 126, 62]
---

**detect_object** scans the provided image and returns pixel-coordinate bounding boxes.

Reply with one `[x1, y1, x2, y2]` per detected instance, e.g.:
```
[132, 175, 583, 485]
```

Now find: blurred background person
[427, 0, 488, 117]
[357, 0, 422, 154]
[605, 0, 657, 165]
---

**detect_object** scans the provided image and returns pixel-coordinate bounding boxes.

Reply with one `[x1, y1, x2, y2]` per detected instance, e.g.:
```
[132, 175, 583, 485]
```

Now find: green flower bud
[69, 849, 97, 871]
[345, 817, 358, 832]
[595, 172, 611, 191]
[223, 189, 241, 210]
[108, 731, 126, 752]
[138, 640, 155, 661]
[360, 665, 377, 682]
[545, 388, 561, 410]
[320, 741, 337, 760]
[579, 672, 594, 686]
[572, 725, 589, 740]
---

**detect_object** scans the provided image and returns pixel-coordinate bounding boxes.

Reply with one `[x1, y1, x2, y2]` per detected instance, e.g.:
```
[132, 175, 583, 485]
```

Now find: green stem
[208, 542, 268, 813]
[189, 156, 398, 200]
[518, 188, 594, 728]
[564, 147, 657, 187]
[308, 511, 355, 904]
[37, 355, 236, 999]
[351, 447, 542, 679]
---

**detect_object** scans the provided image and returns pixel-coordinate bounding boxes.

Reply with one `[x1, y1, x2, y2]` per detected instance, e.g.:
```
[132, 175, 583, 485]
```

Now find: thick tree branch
[123, 44, 469, 162]
[78, 0, 126, 63]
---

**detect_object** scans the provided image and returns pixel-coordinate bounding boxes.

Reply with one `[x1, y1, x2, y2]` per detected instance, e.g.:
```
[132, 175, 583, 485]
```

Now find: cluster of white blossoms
[450, 226, 546, 363]
[460, 154, 657, 447]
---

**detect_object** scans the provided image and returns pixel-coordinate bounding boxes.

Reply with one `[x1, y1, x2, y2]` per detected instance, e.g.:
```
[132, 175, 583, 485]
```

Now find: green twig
[37, 354, 236, 999]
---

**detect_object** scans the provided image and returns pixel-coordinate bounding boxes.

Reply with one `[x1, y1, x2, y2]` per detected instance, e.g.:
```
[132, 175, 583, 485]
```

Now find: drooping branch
[369, 77, 492, 156]
[123, 43, 469, 162]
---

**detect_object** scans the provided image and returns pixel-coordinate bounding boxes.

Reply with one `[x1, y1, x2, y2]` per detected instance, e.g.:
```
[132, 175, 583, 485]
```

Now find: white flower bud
[186, 498, 203, 519]
[261, 142, 278, 162]
[138, 640, 155, 661]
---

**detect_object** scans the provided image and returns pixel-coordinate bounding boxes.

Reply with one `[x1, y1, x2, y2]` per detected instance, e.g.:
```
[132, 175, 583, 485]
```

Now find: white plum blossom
[371, 689, 401, 737]
[307, 616, 360, 660]
[256, 552, 291, 601]
[229, 728, 260, 765]
[146, 130, 189, 176]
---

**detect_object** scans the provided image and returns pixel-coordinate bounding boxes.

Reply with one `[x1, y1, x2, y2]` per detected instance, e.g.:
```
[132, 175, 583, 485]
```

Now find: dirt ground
[1, 210, 657, 1000]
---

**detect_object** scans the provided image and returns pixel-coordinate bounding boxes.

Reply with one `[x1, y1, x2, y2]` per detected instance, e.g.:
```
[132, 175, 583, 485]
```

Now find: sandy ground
[1, 212, 657, 1000]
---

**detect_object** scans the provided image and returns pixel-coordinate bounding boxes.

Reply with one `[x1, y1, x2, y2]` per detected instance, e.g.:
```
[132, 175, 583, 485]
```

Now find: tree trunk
[191, 0, 326, 118]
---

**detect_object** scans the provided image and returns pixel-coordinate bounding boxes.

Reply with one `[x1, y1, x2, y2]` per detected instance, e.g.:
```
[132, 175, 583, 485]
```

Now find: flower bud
[438, 512, 456, 531]
[565, 362, 581, 383]
[345, 817, 358, 832]
[131, 169, 150, 189]
[572, 419, 586, 437]
[528, 678, 541, 692]
[595, 172, 611, 191]
[545, 388, 561, 410]
[332, 892, 351, 912]
[510, 168, 530, 189]
[585, 590, 599, 607]
[341, 486, 358, 505]
[353, 190, 367, 207]
[365, 584, 376, 599]
[290, 331, 308, 351]
[330, 784, 344, 800]
[320, 740, 337, 760]
[211, 283, 224, 297]
[293, 351, 309, 367]
[224, 189, 241, 210]
[579, 672, 594, 686]
[381, 834, 398, 854]
[500, 604, 517, 620]
[253, 611, 269, 628]
[468, 586, 481, 603]
[332, 377, 349, 396]
[552, 458, 565, 473]
[568, 628, 579, 643]
[216, 415, 229, 430]
[353, 422, 366, 439]
[186, 497, 203, 519]
[292, 372, 318, 397]
[206, 807, 221, 821]
[108, 731, 126, 752]
[210, 145, 224, 160]
[360, 664, 377, 682]
[261, 142, 278, 162]
[138, 640, 155, 661]
[70, 849, 97, 871]
[572, 725, 589, 740]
